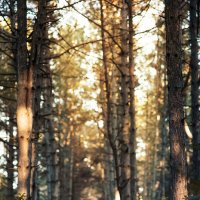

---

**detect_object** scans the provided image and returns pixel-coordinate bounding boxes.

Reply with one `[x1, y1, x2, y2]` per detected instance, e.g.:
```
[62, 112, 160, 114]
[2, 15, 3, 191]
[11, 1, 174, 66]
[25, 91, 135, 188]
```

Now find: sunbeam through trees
[0, 0, 199, 200]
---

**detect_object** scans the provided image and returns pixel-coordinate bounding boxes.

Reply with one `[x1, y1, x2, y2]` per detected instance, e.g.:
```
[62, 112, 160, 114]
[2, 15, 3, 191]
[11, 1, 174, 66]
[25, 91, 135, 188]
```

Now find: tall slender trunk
[58, 86, 69, 200]
[119, 1, 131, 199]
[152, 48, 162, 200]
[69, 129, 74, 200]
[44, 75, 59, 200]
[190, 0, 200, 182]
[59, 147, 65, 200]
[110, 67, 119, 200]
[99, 50, 115, 200]
[165, 0, 188, 199]
[30, 0, 47, 198]
[99, 0, 119, 198]
[43, 47, 59, 199]
[151, 125, 158, 200]
[16, 0, 33, 197]
[7, 1, 17, 198]
[6, 108, 15, 200]
[144, 93, 151, 200]
[128, 1, 137, 199]
[160, 72, 168, 199]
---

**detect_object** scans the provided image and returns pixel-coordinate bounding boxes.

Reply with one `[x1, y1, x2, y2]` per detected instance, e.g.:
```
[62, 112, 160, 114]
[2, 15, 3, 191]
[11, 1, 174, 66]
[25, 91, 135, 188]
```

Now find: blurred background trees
[0, 0, 199, 199]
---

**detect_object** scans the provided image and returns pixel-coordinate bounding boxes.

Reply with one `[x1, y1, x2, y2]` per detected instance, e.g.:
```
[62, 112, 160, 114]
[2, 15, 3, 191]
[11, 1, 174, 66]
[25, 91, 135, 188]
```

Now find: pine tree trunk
[160, 73, 168, 199]
[16, 0, 33, 197]
[58, 88, 69, 200]
[110, 67, 119, 200]
[7, 1, 17, 198]
[43, 46, 59, 199]
[99, 0, 118, 198]
[190, 0, 200, 182]
[68, 130, 74, 200]
[165, 0, 188, 199]
[44, 72, 59, 200]
[128, 1, 137, 199]
[6, 109, 15, 200]
[30, 0, 46, 197]
[119, 1, 131, 199]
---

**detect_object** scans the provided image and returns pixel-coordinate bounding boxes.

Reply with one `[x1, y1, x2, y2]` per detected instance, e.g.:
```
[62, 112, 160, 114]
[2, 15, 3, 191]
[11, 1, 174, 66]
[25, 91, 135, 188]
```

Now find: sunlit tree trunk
[190, 0, 200, 183]
[99, 2, 112, 198]
[165, 0, 188, 199]
[119, 1, 131, 199]
[99, 0, 118, 199]
[16, 0, 33, 197]
[110, 68, 119, 200]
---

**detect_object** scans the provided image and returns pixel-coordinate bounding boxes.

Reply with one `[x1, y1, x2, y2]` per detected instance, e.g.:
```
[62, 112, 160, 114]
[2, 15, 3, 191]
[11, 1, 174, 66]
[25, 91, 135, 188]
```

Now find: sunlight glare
[115, 190, 120, 200]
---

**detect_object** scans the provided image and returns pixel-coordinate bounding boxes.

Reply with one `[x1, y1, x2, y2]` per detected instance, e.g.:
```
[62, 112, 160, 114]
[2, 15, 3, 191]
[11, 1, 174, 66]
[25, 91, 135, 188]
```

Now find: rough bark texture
[16, 0, 33, 197]
[29, 0, 47, 198]
[165, 0, 188, 199]
[190, 0, 200, 182]
[128, 1, 137, 199]
[119, 1, 131, 199]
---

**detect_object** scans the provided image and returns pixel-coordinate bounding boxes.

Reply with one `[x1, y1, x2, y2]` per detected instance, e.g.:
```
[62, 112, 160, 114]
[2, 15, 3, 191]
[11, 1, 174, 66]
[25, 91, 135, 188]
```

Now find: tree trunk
[99, 0, 119, 198]
[68, 129, 74, 200]
[6, 108, 15, 200]
[16, 0, 33, 197]
[119, 1, 131, 199]
[190, 0, 200, 183]
[128, 1, 137, 199]
[43, 51, 59, 200]
[165, 0, 188, 199]
[160, 73, 168, 199]
[7, 1, 17, 198]
[30, 0, 48, 198]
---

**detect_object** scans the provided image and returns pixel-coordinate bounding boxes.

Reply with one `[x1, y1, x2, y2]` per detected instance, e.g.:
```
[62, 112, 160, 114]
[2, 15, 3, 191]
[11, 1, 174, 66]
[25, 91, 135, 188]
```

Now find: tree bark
[6, 1, 17, 198]
[165, 0, 188, 199]
[119, 1, 131, 199]
[190, 0, 200, 182]
[29, 0, 48, 198]
[16, 0, 33, 197]
[128, 1, 137, 199]
[6, 108, 15, 200]
[99, 0, 119, 199]
[43, 50, 59, 200]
